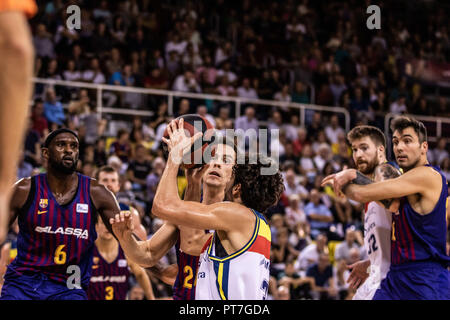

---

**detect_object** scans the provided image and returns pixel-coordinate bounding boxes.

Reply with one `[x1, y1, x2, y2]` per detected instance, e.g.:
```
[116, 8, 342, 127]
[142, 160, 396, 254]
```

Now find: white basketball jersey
[353, 202, 391, 300]
[195, 209, 271, 300]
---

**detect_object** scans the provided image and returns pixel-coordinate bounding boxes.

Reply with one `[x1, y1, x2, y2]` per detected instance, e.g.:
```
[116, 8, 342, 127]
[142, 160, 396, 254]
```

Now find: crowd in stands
[9, 0, 450, 299]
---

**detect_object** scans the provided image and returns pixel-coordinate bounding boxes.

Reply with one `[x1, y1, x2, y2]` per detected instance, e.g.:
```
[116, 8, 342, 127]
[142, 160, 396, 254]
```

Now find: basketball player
[111, 119, 285, 299]
[0, 0, 37, 243]
[0, 129, 175, 300]
[169, 140, 237, 300]
[322, 116, 450, 299]
[344, 126, 400, 300]
[87, 166, 154, 300]
[87, 218, 154, 300]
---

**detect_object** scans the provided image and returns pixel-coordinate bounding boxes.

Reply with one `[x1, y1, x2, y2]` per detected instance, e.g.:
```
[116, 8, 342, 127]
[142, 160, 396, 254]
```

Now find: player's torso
[172, 235, 203, 300]
[87, 244, 131, 300]
[9, 173, 97, 286]
[391, 165, 450, 266]
[354, 202, 392, 300]
[363, 202, 391, 277]
[195, 209, 271, 300]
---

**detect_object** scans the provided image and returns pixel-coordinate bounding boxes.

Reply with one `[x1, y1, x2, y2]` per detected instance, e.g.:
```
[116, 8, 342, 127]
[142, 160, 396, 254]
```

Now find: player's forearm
[184, 177, 202, 202]
[0, 13, 34, 192]
[118, 234, 156, 268]
[153, 157, 183, 216]
[134, 267, 155, 300]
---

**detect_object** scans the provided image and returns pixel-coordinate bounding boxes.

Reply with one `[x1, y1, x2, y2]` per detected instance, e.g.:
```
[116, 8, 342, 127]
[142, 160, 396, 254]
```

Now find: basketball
[162, 114, 215, 169]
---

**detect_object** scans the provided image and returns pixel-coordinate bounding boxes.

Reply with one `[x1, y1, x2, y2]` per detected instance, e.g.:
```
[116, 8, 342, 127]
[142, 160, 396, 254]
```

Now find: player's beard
[49, 156, 78, 175]
[357, 155, 379, 175]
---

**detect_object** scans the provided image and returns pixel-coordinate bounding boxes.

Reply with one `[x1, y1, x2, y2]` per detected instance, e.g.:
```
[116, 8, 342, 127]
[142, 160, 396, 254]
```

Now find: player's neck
[47, 171, 78, 192]
[203, 186, 225, 205]
[96, 237, 119, 255]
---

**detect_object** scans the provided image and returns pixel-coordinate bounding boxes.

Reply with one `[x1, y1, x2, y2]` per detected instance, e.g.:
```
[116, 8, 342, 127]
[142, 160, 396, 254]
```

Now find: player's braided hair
[232, 155, 285, 213]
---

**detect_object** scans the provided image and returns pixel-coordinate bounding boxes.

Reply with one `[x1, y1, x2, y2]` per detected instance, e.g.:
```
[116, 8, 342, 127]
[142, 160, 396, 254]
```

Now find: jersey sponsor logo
[118, 259, 127, 268]
[35, 226, 89, 239]
[37, 210, 48, 215]
[90, 275, 127, 283]
[76, 203, 89, 213]
[39, 199, 48, 209]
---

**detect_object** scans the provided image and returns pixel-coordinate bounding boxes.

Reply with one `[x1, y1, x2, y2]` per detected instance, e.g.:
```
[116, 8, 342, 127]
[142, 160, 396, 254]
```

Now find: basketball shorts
[0, 0, 37, 18]
[372, 261, 449, 300]
[0, 270, 87, 300]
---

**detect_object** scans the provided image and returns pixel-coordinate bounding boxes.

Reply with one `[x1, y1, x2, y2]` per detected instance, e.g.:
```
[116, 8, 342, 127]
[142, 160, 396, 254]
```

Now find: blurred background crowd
[6, 0, 450, 299]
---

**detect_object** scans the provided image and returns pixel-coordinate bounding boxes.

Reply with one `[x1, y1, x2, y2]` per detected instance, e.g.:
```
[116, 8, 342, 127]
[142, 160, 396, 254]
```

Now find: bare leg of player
[0, 11, 34, 242]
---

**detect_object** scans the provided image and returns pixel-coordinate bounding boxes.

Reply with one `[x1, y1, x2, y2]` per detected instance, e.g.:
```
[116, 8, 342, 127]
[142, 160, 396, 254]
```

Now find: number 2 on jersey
[367, 234, 378, 255]
[183, 265, 196, 289]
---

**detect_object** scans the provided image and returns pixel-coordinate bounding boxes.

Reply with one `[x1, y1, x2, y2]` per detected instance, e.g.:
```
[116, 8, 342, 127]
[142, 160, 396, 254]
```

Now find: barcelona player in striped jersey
[323, 116, 450, 300]
[87, 218, 154, 300]
[111, 119, 285, 299]
[0, 129, 176, 300]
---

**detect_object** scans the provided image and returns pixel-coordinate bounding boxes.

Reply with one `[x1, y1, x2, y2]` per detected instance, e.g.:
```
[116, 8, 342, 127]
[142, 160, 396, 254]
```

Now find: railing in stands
[32, 78, 350, 132]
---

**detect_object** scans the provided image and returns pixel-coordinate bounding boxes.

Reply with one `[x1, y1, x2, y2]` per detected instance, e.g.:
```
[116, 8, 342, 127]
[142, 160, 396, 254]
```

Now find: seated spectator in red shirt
[110, 128, 132, 163]
[144, 68, 169, 90]
[31, 99, 48, 138]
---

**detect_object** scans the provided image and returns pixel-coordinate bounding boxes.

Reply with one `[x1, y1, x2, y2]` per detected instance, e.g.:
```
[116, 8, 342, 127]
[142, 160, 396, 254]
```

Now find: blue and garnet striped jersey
[172, 237, 201, 300]
[391, 164, 450, 266]
[5, 173, 97, 289]
[87, 244, 131, 300]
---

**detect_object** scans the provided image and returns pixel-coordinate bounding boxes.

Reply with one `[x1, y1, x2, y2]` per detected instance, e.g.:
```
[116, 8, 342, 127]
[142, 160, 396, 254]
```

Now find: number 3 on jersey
[183, 265, 197, 289]
[367, 234, 378, 255]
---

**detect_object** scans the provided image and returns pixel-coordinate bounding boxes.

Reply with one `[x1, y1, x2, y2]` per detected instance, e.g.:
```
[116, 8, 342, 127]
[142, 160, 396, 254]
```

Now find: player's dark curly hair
[232, 155, 285, 213]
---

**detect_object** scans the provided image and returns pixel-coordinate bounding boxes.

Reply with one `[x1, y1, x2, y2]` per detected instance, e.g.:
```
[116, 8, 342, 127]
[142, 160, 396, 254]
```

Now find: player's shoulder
[14, 176, 33, 194]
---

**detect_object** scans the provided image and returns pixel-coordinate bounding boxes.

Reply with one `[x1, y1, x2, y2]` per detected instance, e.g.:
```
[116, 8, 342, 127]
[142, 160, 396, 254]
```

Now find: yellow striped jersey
[195, 209, 271, 300]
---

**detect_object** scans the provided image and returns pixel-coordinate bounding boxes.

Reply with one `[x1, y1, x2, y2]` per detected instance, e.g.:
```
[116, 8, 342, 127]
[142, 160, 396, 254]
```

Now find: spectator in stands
[24, 120, 42, 168]
[285, 194, 307, 230]
[127, 144, 152, 191]
[63, 59, 81, 82]
[110, 128, 132, 164]
[176, 99, 191, 117]
[389, 94, 408, 114]
[306, 252, 337, 300]
[33, 23, 55, 59]
[82, 58, 106, 84]
[43, 87, 66, 126]
[196, 105, 216, 127]
[277, 261, 314, 300]
[172, 69, 201, 93]
[146, 157, 165, 204]
[325, 115, 345, 145]
[304, 189, 333, 239]
[292, 81, 309, 106]
[217, 61, 237, 85]
[144, 68, 169, 90]
[428, 136, 449, 166]
[237, 78, 258, 100]
[334, 227, 364, 264]
[31, 99, 49, 138]
[271, 227, 299, 279]
[274, 84, 292, 103]
[295, 232, 328, 272]
[235, 106, 259, 132]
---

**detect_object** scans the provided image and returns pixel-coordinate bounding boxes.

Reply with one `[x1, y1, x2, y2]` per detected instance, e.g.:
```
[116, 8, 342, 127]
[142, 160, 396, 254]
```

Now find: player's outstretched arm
[110, 212, 179, 268]
[322, 166, 440, 207]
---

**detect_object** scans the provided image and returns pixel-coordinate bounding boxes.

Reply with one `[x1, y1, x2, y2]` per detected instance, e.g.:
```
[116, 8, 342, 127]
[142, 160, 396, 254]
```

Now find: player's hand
[162, 118, 203, 165]
[185, 164, 210, 184]
[347, 260, 370, 290]
[321, 169, 357, 196]
[110, 210, 134, 240]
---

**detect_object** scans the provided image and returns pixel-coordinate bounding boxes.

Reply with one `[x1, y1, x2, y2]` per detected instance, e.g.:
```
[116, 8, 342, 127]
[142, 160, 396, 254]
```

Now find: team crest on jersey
[76, 203, 89, 213]
[39, 199, 48, 209]
[118, 259, 127, 268]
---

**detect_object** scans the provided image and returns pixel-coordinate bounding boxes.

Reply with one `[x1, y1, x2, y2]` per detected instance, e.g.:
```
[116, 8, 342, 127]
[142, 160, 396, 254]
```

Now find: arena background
[2, 0, 450, 300]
